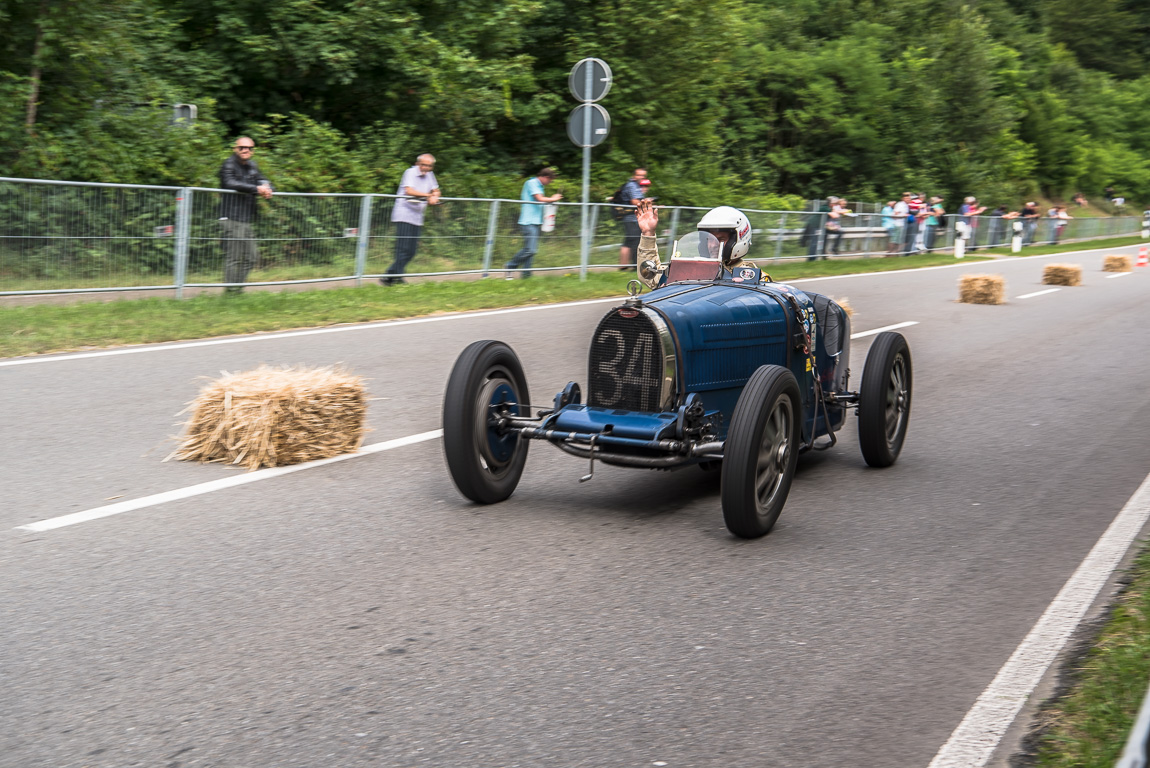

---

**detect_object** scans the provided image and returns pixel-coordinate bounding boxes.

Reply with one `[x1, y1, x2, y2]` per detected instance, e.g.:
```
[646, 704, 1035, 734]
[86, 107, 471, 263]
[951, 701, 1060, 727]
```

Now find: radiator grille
[588, 310, 666, 412]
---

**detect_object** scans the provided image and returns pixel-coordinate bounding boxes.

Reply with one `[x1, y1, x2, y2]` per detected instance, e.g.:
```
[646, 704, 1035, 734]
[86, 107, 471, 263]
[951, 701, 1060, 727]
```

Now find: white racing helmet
[696, 206, 752, 263]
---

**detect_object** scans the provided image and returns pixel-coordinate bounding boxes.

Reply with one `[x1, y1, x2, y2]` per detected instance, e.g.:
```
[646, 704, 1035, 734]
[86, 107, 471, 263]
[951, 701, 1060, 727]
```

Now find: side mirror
[638, 260, 661, 280]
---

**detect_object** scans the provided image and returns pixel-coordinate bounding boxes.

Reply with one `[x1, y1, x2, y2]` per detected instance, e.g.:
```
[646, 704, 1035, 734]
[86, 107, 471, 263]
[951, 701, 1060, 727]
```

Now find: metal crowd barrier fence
[0, 176, 1145, 298]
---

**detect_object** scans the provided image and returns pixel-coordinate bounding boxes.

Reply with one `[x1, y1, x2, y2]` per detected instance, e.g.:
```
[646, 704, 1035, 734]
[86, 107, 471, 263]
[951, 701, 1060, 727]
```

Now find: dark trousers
[825, 226, 843, 255]
[924, 224, 937, 251]
[903, 220, 919, 254]
[221, 218, 258, 293]
[387, 221, 422, 277]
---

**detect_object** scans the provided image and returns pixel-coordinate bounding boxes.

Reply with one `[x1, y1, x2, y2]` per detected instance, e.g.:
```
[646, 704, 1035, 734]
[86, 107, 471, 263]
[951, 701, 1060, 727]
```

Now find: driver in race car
[634, 199, 755, 289]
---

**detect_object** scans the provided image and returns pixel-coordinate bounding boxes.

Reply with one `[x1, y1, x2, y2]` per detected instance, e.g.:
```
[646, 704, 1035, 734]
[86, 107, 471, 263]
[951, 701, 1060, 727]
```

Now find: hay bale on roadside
[171, 365, 367, 470]
[1042, 263, 1082, 286]
[1103, 255, 1132, 272]
[959, 274, 1005, 305]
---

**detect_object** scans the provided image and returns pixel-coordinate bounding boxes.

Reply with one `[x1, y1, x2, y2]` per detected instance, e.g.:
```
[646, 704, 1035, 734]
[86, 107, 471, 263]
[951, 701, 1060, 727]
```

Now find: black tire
[857, 331, 912, 468]
[443, 340, 530, 504]
[721, 365, 801, 539]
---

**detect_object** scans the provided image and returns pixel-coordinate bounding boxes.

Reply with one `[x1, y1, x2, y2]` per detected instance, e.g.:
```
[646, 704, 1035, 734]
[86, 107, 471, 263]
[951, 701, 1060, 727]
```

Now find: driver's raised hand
[636, 199, 659, 236]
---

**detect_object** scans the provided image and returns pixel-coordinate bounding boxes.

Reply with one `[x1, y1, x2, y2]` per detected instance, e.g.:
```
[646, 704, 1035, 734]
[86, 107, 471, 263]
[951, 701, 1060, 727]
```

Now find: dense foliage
[1, 0, 1148, 207]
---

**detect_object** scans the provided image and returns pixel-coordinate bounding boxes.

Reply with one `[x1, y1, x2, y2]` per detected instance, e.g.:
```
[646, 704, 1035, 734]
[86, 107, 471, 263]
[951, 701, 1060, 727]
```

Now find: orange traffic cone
[1138, 247, 1149, 267]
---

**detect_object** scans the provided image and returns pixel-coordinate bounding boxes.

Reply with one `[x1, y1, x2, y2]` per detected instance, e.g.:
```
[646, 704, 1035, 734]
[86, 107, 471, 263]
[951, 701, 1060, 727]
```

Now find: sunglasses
[235, 146, 255, 151]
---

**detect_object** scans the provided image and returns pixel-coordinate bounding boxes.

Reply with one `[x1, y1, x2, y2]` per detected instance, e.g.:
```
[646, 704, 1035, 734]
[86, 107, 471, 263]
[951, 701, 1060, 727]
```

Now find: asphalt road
[4, 247, 1150, 768]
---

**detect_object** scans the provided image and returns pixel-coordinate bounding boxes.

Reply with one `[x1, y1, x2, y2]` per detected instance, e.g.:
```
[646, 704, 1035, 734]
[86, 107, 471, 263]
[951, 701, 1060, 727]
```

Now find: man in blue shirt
[505, 167, 562, 278]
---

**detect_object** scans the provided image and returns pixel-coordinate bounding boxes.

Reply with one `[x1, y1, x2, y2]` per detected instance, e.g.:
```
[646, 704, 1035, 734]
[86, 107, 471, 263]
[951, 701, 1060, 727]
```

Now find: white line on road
[1105, 271, 1134, 279]
[14, 429, 443, 532]
[1016, 288, 1061, 299]
[14, 318, 915, 533]
[850, 321, 918, 338]
[927, 470, 1150, 768]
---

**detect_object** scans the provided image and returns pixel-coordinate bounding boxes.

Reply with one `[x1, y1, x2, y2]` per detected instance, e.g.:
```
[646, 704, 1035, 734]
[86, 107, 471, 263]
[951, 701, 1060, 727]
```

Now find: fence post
[481, 200, 500, 277]
[666, 206, 681, 253]
[354, 195, 372, 286]
[174, 188, 192, 299]
[862, 214, 872, 256]
[774, 213, 787, 260]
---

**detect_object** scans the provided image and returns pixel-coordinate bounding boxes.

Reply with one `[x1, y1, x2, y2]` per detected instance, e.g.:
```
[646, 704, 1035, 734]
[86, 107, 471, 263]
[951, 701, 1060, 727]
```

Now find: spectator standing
[826, 198, 853, 255]
[1045, 205, 1060, 242]
[893, 193, 912, 255]
[382, 154, 440, 285]
[959, 196, 986, 250]
[1052, 205, 1072, 243]
[881, 199, 901, 255]
[504, 167, 563, 279]
[802, 197, 834, 261]
[618, 168, 647, 269]
[924, 195, 946, 251]
[1019, 201, 1039, 245]
[1072, 192, 1088, 207]
[218, 136, 273, 294]
[904, 194, 924, 255]
[987, 204, 1010, 247]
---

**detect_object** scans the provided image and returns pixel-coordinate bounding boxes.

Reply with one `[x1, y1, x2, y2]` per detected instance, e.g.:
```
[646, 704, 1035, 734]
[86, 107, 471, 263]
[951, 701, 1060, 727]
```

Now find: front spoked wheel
[721, 365, 801, 539]
[443, 340, 530, 504]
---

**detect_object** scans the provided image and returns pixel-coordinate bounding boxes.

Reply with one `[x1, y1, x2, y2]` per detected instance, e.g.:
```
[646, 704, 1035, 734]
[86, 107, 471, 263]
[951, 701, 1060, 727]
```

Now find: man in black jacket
[219, 137, 273, 293]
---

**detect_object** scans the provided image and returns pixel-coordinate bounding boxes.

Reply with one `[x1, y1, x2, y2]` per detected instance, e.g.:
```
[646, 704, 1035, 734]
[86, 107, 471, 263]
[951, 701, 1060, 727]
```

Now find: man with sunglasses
[218, 137, 273, 294]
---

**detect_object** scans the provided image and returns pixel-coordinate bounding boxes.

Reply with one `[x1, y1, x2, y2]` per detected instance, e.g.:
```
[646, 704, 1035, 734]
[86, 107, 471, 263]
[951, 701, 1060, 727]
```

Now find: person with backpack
[613, 168, 647, 269]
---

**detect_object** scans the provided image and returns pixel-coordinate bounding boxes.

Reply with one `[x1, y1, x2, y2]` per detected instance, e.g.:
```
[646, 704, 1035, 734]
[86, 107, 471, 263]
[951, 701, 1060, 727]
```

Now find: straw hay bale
[1103, 255, 1132, 272]
[958, 274, 1005, 305]
[172, 365, 367, 470]
[1042, 263, 1082, 286]
[832, 297, 854, 317]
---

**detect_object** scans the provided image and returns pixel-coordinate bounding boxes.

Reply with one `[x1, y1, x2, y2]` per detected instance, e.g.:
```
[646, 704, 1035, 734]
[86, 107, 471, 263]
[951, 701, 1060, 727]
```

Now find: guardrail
[1, 176, 1145, 298]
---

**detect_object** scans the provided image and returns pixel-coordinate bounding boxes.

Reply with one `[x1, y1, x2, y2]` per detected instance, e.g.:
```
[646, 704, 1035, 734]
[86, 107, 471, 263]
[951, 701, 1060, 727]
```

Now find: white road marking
[1016, 288, 1061, 299]
[850, 321, 918, 339]
[14, 429, 443, 532]
[927, 470, 1150, 768]
[0, 298, 624, 368]
[1105, 271, 1134, 279]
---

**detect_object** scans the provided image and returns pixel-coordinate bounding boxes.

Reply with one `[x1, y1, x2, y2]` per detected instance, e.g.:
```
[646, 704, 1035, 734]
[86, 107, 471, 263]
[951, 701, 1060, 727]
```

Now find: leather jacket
[218, 155, 271, 222]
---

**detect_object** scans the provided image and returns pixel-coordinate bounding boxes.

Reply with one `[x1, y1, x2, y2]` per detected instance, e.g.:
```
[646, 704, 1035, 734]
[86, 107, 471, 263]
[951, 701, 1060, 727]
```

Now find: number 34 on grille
[443, 243, 912, 539]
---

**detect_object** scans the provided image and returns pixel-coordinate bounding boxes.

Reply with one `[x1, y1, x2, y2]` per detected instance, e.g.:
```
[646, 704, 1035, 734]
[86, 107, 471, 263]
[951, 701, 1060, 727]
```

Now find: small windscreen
[671, 231, 722, 261]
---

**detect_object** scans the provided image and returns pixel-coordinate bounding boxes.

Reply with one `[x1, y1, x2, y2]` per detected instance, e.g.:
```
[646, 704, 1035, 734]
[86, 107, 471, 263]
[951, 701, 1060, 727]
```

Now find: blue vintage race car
[442, 229, 911, 539]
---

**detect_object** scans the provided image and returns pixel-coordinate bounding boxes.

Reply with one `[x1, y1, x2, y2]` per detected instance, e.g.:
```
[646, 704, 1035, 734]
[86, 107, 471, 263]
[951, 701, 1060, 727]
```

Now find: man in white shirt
[383, 154, 440, 285]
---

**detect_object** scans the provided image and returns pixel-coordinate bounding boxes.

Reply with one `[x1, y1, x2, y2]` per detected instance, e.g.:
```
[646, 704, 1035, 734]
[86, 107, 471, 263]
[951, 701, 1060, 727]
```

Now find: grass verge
[1, 251, 985, 358]
[982, 235, 1148, 258]
[1028, 541, 1150, 767]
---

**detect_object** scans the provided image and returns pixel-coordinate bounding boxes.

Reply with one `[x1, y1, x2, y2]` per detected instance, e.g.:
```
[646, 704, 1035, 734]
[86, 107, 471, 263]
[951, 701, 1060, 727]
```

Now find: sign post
[567, 58, 611, 280]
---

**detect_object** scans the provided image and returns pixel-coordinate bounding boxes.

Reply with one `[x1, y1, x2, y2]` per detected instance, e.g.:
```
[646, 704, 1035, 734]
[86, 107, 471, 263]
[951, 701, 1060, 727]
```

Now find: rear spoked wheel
[857, 331, 912, 468]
